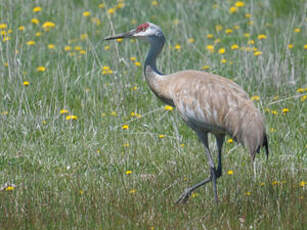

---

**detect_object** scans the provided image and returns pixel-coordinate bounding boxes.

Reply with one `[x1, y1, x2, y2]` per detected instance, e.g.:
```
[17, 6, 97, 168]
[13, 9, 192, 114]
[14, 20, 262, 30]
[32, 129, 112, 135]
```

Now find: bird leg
[215, 134, 225, 178]
[176, 132, 221, 204]
[175, 176, 212, 204]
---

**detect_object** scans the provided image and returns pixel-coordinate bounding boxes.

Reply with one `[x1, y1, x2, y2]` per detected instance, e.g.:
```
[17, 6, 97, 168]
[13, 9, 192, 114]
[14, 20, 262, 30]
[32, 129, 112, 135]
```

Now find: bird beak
[104, 29, 136, 40]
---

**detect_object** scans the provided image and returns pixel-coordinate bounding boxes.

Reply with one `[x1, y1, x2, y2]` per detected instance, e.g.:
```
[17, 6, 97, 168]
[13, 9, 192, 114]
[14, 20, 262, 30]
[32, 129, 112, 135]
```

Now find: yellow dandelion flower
[129, 189, 136, 194]
[74, 46, 82, 51]
[301, 95, 307, 102]
[0, 23, 7, 29]
[131, 86, 138, 91]
[60, 109, 69, 114]
[260, 182, 265, 186]
[216, 25, 223, 32]
[282, 108, 289, 114]
[126, 170, 132, 175]
[272, 181, 278, 185]
[64, 46, 71, 51]
[79, 190, 84, 195]
[26, 40, 36, 46]
[245, 13, 251, 18]
[254, 51, 263, 56]
[159, 134, 166, 139]
[66, 115, 78, 120]
[251, 95, 260, 101]
[270, 128, 276, 133]
[304, 44, 307, 50]
[218, 48, 225, 54]
[18, 26, 25, 31]
[248, 40, 255, 45]
[233, 25, 240, 30]
[221, 58, 227, 64]
[1, 111, 8, 116]
[104, 45, 110, 51]
[23, 81, 30, 86]
[206, 45, 215, 52]
[134, 62, 141, 67]
[35, 32, 41, 37]
[271, 110, 278, 115]
[36, 66, 46, 72]
[107, 8, 116, 15]
[79, 50, 86, 55]
[48, 44, 55, 49]
[83, 11, 91, 17]
[300, 181, 306, 187]
[175, 44, 181, 50]
[5, 186, 15, 191]
[257, 34, 267, 40]
[80, 33, 88, 40]
[116, 38, 123, 43]
[180, 143, 185, 148]
[164, 105, 174, 111]
[227, 170, 233, 175]
[235, 1, 245, 7]
[201, 65, 210, 70]
[207, 34, 214, 39]
[91, 17, 101, 26]
[130, 57, 137, 61]
[191, 192, 199, 198]
[173, 19, 180, 25]
[98, 3, 105, 8]
[122, 124, 129, 130]
[33, 6, 42, 12]
[116, 3, 125, 9]
[294, 28, 300, 33]
[227, 138, 233, 143]
[123, 143, 129, 148]
[225, 28, 233, 34]
[296, 88, 304, 93]
[111, 111, 117, 116]
[231, 44, 239, 50]
[245, 191, 251, 196]
[243, 33, 250, 38]
[42, 21, 55, 30]
[288, 44, 294, 49]
[31, 18, 39, 25]
[152, 1, 158, 6]
[188, 38, 195, 43]
[229, 6, 238, 13]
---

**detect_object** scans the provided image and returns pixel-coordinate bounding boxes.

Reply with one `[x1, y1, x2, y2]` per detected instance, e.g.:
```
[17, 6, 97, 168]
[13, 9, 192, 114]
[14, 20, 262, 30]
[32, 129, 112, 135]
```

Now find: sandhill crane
[105, 22, 269, 203]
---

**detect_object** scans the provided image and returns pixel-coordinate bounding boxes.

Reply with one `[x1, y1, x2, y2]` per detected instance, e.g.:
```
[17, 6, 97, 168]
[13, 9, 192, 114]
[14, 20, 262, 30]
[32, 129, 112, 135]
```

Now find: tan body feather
[146, 67, 266, 159]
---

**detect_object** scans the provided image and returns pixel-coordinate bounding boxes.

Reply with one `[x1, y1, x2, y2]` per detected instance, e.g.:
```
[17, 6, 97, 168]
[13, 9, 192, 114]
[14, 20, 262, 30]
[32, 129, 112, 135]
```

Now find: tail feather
[263, 134, 269, 159]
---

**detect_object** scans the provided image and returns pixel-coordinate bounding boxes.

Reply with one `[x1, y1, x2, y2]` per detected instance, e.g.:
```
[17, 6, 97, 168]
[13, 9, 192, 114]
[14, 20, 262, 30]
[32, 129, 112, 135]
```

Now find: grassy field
[0, 0, 306, 229]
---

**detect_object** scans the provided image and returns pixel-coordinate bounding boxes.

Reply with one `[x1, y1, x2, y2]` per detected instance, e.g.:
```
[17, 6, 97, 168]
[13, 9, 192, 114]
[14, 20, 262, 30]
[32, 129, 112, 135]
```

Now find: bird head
[104, 22, 164, 43]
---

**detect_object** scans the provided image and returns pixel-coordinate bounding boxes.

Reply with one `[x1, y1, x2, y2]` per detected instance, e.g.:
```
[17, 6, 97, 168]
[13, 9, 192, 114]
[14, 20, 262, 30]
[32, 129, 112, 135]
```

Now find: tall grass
[0, 0, 306, 229]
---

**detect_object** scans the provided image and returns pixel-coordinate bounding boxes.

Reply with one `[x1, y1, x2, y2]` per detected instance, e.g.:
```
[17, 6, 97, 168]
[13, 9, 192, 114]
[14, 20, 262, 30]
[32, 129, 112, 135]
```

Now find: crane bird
[105, 22, 269, 203]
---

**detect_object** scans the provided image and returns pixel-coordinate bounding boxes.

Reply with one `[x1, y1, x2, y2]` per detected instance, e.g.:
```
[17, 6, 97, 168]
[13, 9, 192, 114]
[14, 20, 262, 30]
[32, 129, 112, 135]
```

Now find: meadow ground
[0, 0, 306, 229]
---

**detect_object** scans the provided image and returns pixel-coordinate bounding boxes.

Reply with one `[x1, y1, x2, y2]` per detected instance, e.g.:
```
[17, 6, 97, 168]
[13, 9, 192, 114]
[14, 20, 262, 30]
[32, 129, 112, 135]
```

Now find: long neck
[144, 36, 165, 75]
[143, 35, 174, 106]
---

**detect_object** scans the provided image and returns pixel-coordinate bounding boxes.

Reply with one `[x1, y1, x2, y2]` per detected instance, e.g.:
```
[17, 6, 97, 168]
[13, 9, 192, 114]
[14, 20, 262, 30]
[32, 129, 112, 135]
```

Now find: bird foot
[175, 188, 192, 204]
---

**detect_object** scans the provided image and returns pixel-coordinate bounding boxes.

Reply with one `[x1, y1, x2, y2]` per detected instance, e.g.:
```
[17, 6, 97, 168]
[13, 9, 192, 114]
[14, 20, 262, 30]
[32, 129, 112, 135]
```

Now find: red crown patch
[136, 23, 149, 32]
